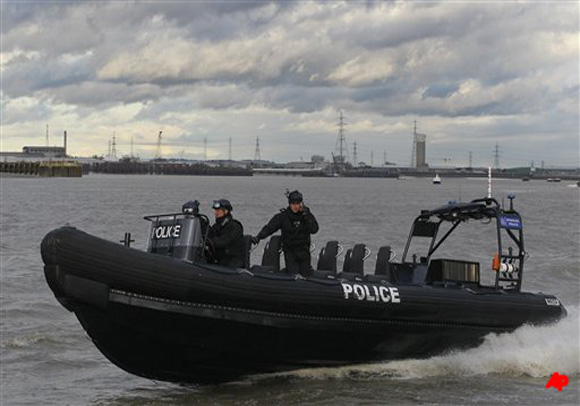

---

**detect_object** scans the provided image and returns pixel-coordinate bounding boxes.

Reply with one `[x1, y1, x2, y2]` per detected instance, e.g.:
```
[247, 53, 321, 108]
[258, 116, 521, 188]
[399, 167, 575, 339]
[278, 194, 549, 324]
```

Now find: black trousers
[283, 249, 312, 276]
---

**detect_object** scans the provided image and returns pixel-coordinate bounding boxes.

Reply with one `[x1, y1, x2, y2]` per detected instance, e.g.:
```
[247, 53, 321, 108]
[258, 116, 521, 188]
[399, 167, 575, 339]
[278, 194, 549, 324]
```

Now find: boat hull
[70, 290, 495, 383]
[41, 227, 566, 383]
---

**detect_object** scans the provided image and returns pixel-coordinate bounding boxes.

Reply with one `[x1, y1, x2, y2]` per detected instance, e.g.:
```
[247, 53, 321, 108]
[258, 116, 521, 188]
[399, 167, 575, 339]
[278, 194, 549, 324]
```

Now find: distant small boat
[547, 178, 554, 182]
[433, 174, 442, 184]
[522, 177, 530, 182]
[553, 178, 561, 183]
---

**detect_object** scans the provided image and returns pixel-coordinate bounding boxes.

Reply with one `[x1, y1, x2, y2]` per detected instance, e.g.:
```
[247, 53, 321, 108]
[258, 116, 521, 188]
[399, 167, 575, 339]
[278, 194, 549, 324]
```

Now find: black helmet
[287, 190, 303, 204]
[182, 200, 200, 215]
[212, 199, 233, 211]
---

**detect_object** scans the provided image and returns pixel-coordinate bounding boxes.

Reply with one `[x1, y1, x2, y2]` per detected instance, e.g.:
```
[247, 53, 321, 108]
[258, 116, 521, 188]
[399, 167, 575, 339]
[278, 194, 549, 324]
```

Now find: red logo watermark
[546, 372, 569, 391]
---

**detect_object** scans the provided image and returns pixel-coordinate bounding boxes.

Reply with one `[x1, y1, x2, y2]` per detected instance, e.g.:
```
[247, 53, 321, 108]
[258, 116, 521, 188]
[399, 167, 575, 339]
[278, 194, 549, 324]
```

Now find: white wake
[270, 306, 579, 381]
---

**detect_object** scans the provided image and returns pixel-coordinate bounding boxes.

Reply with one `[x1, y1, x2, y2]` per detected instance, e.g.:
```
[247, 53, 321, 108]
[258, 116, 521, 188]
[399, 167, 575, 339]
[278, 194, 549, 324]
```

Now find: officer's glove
[251, 236, 260, 245]
[301, 206, 310, 216]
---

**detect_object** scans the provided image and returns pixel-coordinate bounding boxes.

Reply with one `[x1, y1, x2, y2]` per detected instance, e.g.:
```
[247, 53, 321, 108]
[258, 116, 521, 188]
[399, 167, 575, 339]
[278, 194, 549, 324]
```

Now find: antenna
[383, 150, 387, 167]
[155, 131, 163, 160]
[63, 131, 67, 156]
[254, 136, 261, 162]
[487, 167, 492, 198]
[411, 120, 417, 167]
[353, 141, 357, 166]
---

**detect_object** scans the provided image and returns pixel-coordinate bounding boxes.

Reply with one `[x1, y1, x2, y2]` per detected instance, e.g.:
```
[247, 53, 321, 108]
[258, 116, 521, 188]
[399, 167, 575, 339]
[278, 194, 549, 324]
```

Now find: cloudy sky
[1, 1, 578, 167]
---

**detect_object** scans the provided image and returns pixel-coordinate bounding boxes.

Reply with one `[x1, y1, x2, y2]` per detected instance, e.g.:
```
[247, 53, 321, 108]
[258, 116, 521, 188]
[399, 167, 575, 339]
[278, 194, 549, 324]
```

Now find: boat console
[144, 200, 210, 263]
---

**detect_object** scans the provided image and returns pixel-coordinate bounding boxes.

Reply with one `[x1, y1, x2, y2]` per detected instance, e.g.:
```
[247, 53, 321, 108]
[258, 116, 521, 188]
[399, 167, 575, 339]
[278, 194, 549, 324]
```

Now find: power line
[111, 132, 117, 159]
[493, 142, 501, 169]
[254, 136, 261, 162]
[334, 110, 349, 173]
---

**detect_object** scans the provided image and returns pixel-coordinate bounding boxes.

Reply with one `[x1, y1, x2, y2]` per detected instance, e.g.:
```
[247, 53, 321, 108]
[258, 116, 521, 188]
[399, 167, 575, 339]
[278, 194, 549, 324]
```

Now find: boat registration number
[341, 283, 401, 304]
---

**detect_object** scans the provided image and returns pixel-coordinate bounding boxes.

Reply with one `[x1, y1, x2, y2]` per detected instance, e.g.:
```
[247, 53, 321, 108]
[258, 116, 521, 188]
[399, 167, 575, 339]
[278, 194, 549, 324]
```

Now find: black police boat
[41, 197, 566, 384]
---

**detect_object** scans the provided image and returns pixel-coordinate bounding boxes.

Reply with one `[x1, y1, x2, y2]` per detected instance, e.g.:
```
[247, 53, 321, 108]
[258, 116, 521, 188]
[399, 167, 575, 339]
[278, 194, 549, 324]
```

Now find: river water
[1, 174, 579, 405]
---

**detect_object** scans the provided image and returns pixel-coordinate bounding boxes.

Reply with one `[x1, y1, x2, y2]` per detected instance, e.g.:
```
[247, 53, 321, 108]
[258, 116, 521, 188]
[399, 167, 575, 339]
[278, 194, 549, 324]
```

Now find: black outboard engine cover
[145, 202, 208, 262]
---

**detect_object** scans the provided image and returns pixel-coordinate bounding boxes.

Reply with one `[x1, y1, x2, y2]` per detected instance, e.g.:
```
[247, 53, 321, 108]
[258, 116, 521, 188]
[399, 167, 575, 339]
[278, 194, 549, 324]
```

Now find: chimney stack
[64, 131, 67, 156]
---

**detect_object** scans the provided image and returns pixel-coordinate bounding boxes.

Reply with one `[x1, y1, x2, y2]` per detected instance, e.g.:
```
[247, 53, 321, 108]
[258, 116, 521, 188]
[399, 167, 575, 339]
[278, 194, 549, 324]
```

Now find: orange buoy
[492, 252, 501, 271]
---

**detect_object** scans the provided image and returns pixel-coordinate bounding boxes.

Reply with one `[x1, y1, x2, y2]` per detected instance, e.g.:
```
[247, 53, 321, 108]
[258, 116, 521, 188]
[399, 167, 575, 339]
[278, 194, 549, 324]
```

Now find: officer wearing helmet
[206, 199, 245, 268]
[252, 190, 319, 276]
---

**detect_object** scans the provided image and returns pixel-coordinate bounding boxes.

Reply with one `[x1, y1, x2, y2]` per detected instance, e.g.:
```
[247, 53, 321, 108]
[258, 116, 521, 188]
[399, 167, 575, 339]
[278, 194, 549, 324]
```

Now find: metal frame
[401, 197, 525, 291]
[493, 211, 525, 291]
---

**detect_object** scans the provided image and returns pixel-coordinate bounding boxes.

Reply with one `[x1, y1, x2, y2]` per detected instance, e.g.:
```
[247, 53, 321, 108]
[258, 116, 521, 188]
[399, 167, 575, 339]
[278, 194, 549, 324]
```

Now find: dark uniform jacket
[256, 208, 319, 257]
[207, 215, 245, 267]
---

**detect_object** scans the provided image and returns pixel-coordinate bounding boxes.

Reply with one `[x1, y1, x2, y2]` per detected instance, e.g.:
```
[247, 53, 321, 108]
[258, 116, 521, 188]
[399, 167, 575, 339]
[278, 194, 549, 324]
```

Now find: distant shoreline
[2, 172, 579, 182]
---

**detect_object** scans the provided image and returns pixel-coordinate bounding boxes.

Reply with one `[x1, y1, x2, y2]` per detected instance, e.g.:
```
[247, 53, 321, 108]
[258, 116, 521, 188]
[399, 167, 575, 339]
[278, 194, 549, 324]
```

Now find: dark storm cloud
[138, 2, 292, 41]
[50, 82, 164, 107]
[2, 52, 94, 97]
[422, 83, 460, 99]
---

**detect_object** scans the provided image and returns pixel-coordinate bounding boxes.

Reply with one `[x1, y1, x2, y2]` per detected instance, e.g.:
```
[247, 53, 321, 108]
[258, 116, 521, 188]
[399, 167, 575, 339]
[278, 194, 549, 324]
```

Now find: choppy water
[1, 174, 579, 405]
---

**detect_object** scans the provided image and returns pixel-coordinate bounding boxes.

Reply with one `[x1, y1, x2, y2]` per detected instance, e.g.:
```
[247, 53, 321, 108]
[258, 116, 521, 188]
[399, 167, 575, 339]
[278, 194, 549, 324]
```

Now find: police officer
[252, 190, 319, 276]
[206, 199, 245, 268]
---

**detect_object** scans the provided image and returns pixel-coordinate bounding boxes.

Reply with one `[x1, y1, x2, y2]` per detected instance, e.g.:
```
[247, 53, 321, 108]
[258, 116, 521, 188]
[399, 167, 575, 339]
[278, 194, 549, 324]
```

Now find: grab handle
[363, 247, 372, 261]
